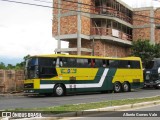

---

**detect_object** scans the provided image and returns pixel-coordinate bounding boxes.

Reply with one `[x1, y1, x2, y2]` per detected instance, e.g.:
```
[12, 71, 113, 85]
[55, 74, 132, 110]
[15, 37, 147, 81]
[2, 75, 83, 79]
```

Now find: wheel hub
[56, 87, 63, 96]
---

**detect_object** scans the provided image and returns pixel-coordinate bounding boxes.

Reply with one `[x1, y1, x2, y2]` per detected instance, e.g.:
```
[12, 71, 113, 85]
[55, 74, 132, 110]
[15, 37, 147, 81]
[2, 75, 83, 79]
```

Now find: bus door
[59, 57, 77, 92]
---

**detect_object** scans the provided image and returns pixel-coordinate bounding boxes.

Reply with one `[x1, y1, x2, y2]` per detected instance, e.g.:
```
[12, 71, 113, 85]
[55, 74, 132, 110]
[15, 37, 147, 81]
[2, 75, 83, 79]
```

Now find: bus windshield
[25, 57, 57, 79]
[25, 58, 38, 79]
[145, 59, 160, 69]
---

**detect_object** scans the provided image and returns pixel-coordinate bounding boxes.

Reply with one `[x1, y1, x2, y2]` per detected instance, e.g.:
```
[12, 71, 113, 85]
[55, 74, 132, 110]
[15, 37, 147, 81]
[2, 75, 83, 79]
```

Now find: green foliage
[131, 40, 160, 65]
[0, 62, 5, 69]
[154, 43, 160, 58]
[0, 54, 30, 70]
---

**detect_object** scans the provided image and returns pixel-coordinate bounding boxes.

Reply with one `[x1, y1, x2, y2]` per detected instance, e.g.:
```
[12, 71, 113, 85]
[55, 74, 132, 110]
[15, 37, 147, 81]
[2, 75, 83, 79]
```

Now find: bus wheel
[114, 82, 122, 93]
[54, 84, 65, 96]
[122, 82, 130, 92]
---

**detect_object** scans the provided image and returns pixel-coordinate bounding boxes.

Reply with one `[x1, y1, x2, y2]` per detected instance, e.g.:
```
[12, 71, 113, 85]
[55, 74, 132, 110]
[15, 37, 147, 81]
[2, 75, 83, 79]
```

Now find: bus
[24, 54, 143, 96]
[144, 58, 160, 89]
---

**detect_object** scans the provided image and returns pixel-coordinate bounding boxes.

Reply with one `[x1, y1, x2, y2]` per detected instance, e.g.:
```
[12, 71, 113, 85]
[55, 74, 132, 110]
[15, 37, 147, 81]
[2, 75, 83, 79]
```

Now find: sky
[0, 0, 160, 65]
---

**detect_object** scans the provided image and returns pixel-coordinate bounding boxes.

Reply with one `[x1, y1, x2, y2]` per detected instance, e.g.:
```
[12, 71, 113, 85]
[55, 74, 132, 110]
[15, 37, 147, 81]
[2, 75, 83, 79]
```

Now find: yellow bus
[24, 54, 143, 96]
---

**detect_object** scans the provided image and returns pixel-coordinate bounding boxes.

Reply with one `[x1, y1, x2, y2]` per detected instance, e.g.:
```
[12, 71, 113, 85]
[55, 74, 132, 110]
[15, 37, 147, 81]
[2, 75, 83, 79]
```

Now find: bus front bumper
[23, 89, 39, 95]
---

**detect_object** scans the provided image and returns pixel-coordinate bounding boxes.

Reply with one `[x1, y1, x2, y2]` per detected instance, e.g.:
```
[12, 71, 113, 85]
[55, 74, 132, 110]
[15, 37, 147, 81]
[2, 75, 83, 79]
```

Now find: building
[133, 7, 160, 44]
[52, 0, 160, 57]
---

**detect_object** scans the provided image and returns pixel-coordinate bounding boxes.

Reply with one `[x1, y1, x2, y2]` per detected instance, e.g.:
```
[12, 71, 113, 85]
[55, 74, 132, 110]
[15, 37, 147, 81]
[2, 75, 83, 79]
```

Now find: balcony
[93, 6, 132, 24]
[91, 27, 132, 41]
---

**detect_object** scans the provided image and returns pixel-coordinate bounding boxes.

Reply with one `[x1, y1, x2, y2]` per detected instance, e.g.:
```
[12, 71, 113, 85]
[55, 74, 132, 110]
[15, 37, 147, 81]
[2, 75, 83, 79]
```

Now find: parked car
[143, 58, 160, 89]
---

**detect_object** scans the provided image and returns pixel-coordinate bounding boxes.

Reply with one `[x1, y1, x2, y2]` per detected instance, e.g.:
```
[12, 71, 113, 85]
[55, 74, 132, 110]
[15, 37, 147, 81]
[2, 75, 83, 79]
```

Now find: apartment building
[52, 0, 160, 57]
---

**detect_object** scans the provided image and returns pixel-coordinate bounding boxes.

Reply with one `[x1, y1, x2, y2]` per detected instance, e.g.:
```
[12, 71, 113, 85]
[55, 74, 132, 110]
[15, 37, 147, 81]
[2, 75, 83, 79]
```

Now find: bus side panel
[104, 68, 117, 90]
[112, 69, 143, 89]
[66, 68, 104, 93]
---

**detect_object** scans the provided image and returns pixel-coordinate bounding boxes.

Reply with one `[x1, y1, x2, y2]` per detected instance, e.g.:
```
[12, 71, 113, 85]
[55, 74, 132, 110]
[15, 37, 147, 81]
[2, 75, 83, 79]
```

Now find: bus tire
[122, 82, 130, 92]
[114, 82, 122, 93]
[54, 84, 65, 96]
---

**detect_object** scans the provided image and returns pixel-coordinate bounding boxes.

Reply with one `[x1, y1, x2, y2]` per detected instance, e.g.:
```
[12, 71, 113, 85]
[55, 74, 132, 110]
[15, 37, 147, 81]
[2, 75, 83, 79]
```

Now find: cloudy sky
[0, 0, 160, 65]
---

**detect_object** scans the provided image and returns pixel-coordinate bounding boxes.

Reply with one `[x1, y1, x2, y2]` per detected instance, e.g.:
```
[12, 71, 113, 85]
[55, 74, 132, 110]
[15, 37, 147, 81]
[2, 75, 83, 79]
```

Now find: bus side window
[91, 59, 95, 68]
[53, 59, 56, 66]
[127, 61, 131, 68]
[106, 60, 109, 67]
[102, 60, 106, 67]
[118, 60, 130, 68]
[95, 59, 103, 67]
[130, 61, 140, 69]
[59, 58, 63, 67]
[68, 58, 76, 67]
[77, 59, 89, 68]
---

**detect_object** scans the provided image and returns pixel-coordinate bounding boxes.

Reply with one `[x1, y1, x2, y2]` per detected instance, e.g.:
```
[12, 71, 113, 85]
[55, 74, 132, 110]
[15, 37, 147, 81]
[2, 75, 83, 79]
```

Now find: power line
[1, 0, 160, 25]
[32, 0, 52, 4]
[62, 0, 160, 21]
[0, 0, 114, 17]
[0, 0, 52, 8]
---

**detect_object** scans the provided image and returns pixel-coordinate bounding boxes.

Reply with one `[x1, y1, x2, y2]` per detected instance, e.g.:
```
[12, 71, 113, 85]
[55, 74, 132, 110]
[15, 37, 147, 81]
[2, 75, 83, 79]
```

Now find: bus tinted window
[109, 60, 119, 68]
[130, 61, 140, 69]
[77, 59, 89, 68]
[39, 58, 56, 67]
[39, 58, 57, 78]
[95, 59, 103, 67]
[118, 60, 129, 68]
[155, 60, 160, 68]
[59, 58, 76, 67]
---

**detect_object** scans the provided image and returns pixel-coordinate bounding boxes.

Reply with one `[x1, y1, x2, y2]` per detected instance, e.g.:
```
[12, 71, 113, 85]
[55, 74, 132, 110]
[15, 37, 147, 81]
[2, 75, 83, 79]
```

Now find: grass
[5, 95, 160, 114]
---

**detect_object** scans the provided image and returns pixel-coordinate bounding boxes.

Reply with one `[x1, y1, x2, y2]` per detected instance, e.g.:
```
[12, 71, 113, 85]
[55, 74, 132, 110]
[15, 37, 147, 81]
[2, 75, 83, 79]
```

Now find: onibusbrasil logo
[1, 112, 42, 118]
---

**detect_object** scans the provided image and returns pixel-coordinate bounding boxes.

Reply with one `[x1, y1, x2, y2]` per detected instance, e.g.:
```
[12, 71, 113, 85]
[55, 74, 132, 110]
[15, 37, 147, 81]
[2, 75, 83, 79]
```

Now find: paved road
[0, 88, 159, 110]
[72, 105, 160, 120]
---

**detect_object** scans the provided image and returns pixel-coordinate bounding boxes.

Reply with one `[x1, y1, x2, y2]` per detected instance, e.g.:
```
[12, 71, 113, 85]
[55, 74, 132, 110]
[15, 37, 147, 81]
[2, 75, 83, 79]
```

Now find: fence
[0, 70, 24, 93]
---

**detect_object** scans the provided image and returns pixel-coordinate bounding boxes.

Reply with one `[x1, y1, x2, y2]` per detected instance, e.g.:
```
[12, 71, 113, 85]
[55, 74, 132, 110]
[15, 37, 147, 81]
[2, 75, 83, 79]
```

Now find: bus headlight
[146, 74, 150, 80]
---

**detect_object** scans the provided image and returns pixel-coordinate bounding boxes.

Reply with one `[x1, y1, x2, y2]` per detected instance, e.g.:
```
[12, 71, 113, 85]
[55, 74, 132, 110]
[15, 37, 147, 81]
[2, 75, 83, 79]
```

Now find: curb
[8, 100, 160, 120]
[0, 93, 24, 97]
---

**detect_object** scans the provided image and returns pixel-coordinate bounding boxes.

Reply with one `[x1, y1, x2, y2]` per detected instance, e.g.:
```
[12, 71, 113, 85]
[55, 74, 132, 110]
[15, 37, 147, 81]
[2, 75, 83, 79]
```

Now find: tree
[0, 54, 31, 70]
[131, 40, 156, 66]
[154, 43, 160, 58]
[14, 54, 31, 70]
[6, 64, 15, 70]
[0, 62, 6, 69]
[21, 54, 30, 67]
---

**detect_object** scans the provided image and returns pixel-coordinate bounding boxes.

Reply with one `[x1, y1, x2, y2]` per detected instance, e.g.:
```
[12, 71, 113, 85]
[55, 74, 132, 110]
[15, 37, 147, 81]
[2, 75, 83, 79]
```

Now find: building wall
[81, 0, 93, 13]
[81, 16, 91, 35]
[155, 9, 160, 44]
[132, 9, 151, 41]
[61, 0, 78, 14]
[52, 17, 58, 36]
[155, 29, 160, 43]
[133, 10, 150, 26]
[94, 40, 130, 57]
[69, 39, 130, 57]
[132, 8, 160, 44]
[60, 16, 77, 35]
[133, 28, 151, 41]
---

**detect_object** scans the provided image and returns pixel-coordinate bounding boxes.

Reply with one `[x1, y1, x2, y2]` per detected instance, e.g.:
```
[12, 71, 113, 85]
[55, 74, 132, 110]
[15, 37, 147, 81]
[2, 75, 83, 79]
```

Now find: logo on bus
[61, 69, 77, 74]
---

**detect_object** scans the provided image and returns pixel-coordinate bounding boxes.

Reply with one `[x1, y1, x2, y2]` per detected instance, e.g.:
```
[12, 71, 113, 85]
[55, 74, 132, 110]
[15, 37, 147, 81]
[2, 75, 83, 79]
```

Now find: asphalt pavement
[0, 88, 160, 110]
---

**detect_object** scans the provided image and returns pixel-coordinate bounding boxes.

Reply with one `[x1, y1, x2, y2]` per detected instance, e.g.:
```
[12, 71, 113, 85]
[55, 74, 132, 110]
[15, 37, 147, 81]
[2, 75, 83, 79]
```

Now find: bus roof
[31, 54, 141, 61]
